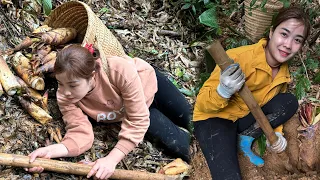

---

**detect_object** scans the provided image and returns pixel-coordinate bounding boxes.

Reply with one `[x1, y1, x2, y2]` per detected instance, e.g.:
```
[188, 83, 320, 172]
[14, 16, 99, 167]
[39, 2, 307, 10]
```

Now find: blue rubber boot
[239, 135, 264, 167]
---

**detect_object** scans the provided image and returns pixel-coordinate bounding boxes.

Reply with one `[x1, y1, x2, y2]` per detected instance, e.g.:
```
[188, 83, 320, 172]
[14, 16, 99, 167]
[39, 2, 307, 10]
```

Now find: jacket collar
[251, 38, 290, 79]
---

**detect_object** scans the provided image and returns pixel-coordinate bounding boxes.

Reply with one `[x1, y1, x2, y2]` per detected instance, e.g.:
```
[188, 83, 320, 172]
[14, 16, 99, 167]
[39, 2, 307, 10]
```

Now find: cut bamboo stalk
[0, 56, 21, 95]
[18, 97, 52, 124]
[12, 52, 45, 90]
[0, 153, 178, 180]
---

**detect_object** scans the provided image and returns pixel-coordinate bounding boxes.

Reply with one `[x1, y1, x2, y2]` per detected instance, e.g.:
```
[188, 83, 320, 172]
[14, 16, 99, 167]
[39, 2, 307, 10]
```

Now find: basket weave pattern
[244, 0, 283, 42]
[44, 1, 126, 73]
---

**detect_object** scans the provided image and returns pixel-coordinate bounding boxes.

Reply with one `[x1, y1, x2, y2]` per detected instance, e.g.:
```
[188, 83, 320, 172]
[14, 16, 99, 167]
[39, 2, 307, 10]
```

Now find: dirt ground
[189, 115, 320, 180]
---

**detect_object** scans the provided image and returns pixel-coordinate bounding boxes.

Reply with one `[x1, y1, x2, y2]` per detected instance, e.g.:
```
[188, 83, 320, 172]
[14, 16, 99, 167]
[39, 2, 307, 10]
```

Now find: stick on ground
[0, 153, 179, 180]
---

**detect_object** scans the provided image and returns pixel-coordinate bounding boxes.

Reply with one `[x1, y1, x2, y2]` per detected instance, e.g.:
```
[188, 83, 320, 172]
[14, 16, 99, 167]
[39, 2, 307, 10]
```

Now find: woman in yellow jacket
[193, 6, 310, 180]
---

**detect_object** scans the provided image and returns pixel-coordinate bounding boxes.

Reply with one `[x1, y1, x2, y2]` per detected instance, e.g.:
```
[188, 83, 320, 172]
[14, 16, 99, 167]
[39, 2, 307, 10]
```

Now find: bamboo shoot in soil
[36, 59, 55, 75]
[18, 97, 52, 124]
[12, 52, 45, 90]
[41, 28, 77, 45]
[0, 56, 21, 95]
[0, 153, 178, 180]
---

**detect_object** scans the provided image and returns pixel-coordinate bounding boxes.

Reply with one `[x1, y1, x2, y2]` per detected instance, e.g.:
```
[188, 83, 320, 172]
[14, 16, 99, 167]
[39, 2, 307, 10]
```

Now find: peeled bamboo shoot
[12, 52, 45, 90]
[41, 28, 77, 45]
[0, 56, 21, 95]
[18, 97, 52, 124]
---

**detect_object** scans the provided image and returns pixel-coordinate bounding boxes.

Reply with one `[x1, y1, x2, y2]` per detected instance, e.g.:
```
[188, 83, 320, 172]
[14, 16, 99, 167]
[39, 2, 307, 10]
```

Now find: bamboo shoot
[0, 56, 21, 95]
[36, 59, 55, 75]
[41, 28, 77, 45]
[19, 97, 52, 124]
[12, 52, 45, 90]
[41, 51, 56, 64]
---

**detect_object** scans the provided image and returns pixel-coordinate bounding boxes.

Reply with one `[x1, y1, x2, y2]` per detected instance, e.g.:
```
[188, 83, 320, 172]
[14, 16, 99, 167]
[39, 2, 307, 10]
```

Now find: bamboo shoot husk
[0, 153, 178, 180]
[41, 51, 56, 64]
[36, 45, 52, 60]
[18, 97, 52, 124]
[15, 76, 42, 101]
[6, 37, 40, 55]
[36, 59, 55, 75]
[32, 25, 53, 34]
[41, 28, 77, 45]
[0, 56, 21, 95]
[12, 52, 45, 90]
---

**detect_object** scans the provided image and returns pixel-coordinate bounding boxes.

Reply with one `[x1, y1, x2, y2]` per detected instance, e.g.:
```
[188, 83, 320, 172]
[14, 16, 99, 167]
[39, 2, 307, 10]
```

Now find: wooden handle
[207, 41, 296, 172]
[0, 153, 178, 180]
[207, 41, 278, 143]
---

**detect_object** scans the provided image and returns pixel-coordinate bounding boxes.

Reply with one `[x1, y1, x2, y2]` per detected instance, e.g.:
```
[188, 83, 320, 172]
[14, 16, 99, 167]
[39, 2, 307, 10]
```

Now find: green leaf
[257, 134, 266, 156]
[192, 5, 196, 15]
[150, 49, 159, 55]
[308, 97, 320, 103]
[260, 0, 267, 8]
[175, 68, 185, 78]
[179, 88, 195, 97]
[182, 3, 191, 10]
[199, 7, 219, 28]
[314, 72, 320, 84]
[42, 0, 52, 16]
[295, 75, 311, 100]
[250, 0, 258, 7]
[305, 58, 319, 70]
[99, 7, 109, 13]
[280, 0, 290, 8]
[203, 0, 210, 4]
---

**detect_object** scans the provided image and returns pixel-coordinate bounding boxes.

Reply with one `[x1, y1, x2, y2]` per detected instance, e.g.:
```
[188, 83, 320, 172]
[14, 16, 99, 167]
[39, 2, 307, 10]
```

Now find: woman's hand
[25, 144, 69, 173]
[87, 156, 117, 179]
[87, 148, 125, 179]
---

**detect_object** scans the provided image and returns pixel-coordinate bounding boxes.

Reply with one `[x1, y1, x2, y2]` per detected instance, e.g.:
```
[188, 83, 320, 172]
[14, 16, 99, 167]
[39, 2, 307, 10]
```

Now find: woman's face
[266, 18, 305, 67]
[56, 72, 95, 102]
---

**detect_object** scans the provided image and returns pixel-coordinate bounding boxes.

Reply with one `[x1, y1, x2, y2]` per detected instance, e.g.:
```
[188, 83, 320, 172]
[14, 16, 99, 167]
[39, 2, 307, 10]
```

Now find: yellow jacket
[193, 39, 290, 122]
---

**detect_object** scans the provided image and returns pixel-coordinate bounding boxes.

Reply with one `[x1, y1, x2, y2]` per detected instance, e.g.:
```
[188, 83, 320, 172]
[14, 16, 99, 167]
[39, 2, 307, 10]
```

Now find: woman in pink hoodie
[26, 44, 192, 179]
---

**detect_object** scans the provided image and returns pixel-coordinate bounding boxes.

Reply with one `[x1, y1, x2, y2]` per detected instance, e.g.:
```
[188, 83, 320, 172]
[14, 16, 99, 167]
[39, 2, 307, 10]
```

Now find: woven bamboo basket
[44, 1, 126, 73]
[244, 0, 283, 42]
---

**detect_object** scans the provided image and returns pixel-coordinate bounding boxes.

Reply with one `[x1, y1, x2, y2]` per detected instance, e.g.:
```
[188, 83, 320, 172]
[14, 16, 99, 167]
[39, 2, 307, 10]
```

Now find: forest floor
[0, 0, 320, 179]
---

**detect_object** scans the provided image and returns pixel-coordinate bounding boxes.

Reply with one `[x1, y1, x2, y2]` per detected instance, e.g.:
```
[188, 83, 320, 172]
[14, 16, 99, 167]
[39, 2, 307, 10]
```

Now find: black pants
[147, 68, 192, 162]
[194, 93, 298, 180]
